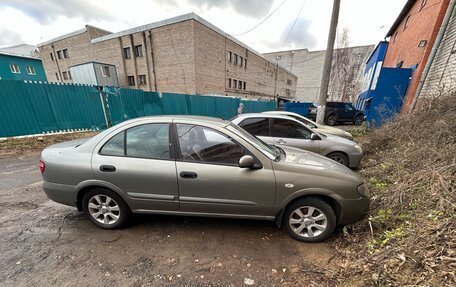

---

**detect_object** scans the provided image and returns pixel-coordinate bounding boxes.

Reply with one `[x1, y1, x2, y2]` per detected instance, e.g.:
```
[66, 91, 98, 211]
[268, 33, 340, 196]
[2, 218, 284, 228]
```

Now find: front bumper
[43, 181, 77, 207]
[337, 196, 370, 225]
[348, 152, 363, 168]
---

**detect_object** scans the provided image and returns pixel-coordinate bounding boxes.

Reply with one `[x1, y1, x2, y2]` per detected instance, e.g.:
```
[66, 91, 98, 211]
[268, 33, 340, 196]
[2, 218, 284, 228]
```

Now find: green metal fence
[0, 80, 276, 137]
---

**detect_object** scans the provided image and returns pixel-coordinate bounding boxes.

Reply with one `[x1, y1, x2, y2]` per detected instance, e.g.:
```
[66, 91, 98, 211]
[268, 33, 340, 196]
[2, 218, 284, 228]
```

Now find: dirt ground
[0, 154, 343, 287]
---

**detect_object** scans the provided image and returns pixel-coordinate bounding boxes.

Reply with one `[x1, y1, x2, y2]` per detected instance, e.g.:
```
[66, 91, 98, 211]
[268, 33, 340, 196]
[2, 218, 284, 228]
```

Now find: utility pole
[316, 0, 341, 124]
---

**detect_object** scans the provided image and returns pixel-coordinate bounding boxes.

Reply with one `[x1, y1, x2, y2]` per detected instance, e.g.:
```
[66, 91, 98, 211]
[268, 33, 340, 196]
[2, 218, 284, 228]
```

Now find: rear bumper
[348, 152, 363, 168]
[43, 181, 77, 207]
[337, 197, 370, 225]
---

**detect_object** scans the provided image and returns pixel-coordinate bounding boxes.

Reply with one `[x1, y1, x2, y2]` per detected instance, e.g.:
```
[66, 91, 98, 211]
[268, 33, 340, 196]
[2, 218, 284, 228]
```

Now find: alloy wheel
[88, 195, 121, 225]
[289, 206, 328, 238]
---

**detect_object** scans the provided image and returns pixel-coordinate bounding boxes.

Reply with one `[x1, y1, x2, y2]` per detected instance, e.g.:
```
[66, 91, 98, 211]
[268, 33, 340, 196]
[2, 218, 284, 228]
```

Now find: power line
[232, 0, 289, 36]
[281, 0, 307, 49]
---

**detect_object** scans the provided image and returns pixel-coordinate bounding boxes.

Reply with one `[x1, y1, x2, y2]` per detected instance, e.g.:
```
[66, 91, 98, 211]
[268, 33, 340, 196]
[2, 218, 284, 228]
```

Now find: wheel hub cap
[289, 206, 328, 238]
[88, 195, 120, 225]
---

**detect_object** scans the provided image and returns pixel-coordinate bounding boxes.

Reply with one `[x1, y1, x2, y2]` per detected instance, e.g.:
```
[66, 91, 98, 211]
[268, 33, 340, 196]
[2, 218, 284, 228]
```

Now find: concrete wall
[264, 45, 373, 102]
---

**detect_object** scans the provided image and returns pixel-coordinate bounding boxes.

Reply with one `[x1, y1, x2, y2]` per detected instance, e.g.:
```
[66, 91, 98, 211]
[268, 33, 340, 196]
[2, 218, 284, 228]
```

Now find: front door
[270, 118, 321, 154]
[92, 123, 179, 211]
[174, 123, 276, 216]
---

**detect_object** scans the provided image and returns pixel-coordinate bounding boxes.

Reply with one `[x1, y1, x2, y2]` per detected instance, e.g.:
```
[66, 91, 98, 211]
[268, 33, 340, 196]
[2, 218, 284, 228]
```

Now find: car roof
[119, 115, 230, 127]
[235, 113, 296, 120]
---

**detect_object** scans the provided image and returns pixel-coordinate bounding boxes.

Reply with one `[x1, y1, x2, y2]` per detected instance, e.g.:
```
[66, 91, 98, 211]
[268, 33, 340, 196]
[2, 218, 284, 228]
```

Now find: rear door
[92, 123, 179, 212]
[237, 117, 273, 145]
[271, 118, 320, 153]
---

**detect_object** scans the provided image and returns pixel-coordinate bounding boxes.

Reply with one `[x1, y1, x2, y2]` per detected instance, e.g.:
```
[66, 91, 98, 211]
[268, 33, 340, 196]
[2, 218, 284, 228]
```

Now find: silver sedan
[40, 116, 369, 243]
[231, 113, 363, 168]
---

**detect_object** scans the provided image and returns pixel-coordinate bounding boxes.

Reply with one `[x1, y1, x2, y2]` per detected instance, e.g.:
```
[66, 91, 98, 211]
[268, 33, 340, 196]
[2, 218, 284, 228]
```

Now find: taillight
[39, 160, 45, 174]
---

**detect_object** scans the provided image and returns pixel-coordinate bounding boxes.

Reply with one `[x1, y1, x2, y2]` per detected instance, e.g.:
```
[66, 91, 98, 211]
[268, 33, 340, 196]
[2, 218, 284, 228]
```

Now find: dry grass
[327, 94, 456, 286]
[0, 132, 98, 157]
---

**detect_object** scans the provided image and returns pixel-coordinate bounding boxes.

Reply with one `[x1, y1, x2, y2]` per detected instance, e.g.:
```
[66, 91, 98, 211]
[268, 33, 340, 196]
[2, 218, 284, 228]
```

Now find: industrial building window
[228, 78, 232, 88]
[124, 47, 132, 59]
[9, 64, 20, 73]
[55, 73, 59, 80]
[240, 56, 243, 67]
[244, 59, 247, 69]
[50, 52, 54, 61]
[139, 74, 147, 85]
[68, 71, 72, 80]
[128, 76, 135, 86]
[26, 66, 36, 75]
[404, 15, 411, 30]
[57, 50, 62, 59]
[134, 45, 143, 57]
[233, 79, 237, 89]
[101, 66, 111, 77]
[62, 49, 69, 58]
[62, 71, 68, 80]
[287, 79, 292, 85]
[238, 80, 242, 89]
[243, 82, 246, 90]
[228, 51, 232, 62]
[234, 54, 238, 65]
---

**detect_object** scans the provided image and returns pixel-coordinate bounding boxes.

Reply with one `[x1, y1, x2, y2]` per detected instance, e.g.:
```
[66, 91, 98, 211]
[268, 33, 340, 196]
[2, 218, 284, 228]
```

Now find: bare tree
[328, 28, 360, 102]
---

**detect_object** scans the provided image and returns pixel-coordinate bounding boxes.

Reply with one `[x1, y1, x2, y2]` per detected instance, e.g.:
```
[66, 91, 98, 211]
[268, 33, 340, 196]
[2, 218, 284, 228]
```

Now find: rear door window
[271, 118, 312, 139]
[100, 131, 125, 156]
[237, 117, 270, 136]
[126, 124, 170, 159]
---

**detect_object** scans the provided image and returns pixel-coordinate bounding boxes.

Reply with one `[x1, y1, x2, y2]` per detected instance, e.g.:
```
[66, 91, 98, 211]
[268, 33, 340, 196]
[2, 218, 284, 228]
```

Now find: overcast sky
[0, 0, 407, 53]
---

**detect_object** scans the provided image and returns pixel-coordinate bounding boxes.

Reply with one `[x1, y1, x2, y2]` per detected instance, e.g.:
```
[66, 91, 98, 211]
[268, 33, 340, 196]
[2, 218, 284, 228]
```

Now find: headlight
[357, 183, 369, 197]
[354, 144, 363, 153]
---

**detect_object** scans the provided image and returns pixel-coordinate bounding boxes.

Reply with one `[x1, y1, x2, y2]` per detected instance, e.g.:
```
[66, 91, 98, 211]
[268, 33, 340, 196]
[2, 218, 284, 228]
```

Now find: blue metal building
[356, 42, 412, 127]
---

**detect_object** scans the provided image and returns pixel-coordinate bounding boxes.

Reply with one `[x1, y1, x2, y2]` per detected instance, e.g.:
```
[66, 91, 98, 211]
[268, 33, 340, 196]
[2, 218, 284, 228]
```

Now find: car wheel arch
[75, 181, 131, 212]
[325, 151, 350, 165]
[275, 190, 342, 227]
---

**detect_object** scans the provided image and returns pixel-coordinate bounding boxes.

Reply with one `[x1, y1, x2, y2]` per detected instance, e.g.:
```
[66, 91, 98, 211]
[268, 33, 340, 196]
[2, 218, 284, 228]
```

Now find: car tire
[354, 115, 364, 125]
[326, 152, 349, 167]
[284, 197, 336, 243]
[326, 114, 337, 126]
[82, 188, 129, 229]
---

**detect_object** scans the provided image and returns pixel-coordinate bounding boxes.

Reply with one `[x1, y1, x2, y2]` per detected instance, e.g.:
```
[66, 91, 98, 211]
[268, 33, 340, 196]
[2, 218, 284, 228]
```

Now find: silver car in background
[263, 111, 354, 140]
[40, 116, 369, 243]
[231, 113, 363, 168]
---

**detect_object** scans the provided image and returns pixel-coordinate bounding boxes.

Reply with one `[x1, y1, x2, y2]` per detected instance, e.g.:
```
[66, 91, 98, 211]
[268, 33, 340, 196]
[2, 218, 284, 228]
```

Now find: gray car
[262, 111, 354, 140]
[40, 116, 369, 242]
[232, 114, 363, 168]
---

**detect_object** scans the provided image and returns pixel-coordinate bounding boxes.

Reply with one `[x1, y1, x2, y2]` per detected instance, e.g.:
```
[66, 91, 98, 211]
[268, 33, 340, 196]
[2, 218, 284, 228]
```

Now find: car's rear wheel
[82, 188, 129, 229]
[327, 152, 349, 167]
[326, 114, 337, 126]
[354, 115, 364, 125]
[284, 198, 336, 243]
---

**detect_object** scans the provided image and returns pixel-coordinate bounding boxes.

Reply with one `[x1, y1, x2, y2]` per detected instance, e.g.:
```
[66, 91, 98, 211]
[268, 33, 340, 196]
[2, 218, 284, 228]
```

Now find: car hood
[279, 146, 354, 174]
[321, 133, 356, 145]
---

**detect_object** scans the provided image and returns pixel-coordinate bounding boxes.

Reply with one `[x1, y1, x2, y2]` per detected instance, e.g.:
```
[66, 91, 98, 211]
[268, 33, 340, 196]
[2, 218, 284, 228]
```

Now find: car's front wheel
[82, 188, 129, 229]
[327, 152, 349, 167]
[354, 115, 364, 125]
[284, 198, 336, 243]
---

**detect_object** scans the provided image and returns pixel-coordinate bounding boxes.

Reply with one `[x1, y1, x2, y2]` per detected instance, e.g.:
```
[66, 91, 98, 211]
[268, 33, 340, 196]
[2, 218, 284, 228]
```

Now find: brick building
[38, 13, 297, 100]
[383, 0, 450, 110]
[420, 3, 456, 97]
[264, 45, 373, 102]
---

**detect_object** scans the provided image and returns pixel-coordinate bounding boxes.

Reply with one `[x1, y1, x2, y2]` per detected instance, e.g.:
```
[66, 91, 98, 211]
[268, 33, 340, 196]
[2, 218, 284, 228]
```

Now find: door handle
[100, 165, 116, 172]
[276, 139, 287, 144]
[180, 171, 198, 179]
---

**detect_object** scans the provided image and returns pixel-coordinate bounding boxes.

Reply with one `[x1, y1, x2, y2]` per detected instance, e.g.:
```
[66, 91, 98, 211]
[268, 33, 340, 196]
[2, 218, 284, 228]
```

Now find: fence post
[98, 89, 110, 128]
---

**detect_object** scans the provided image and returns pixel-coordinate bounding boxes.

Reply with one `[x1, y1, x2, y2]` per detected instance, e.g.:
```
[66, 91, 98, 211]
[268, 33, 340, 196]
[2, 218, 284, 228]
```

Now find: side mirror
[239, 155, 256, 168]
[310, 133, 319, 140]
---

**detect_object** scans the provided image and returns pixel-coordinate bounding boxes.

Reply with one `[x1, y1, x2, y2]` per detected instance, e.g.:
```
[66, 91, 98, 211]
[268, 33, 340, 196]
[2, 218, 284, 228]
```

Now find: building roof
[37, 25, 112, 47]
[386, 0, 416, 37]
[90, 12, 296, 77]
[0, 44, 40, 58]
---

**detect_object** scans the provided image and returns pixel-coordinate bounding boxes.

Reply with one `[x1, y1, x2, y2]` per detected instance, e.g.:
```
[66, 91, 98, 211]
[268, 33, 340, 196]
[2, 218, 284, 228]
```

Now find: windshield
[228, 124, 276, 160]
